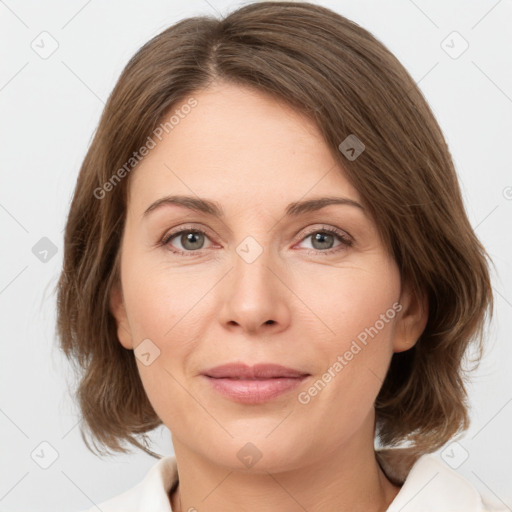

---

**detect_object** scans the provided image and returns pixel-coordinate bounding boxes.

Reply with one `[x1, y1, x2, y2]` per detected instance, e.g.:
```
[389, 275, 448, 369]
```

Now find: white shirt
[80, 450, 508, 511]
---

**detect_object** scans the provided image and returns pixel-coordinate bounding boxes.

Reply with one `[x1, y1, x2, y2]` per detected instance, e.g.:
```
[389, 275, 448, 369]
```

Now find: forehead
[127, 82, 362, 216]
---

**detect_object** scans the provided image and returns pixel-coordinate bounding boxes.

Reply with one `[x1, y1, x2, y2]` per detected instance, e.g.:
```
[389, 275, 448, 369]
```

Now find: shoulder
[78, 455, 178, 512]
[377, 449, 508, 512]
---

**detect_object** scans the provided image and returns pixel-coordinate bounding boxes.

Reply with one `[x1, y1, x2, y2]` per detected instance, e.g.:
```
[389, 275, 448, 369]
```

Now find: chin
[200, 430, 311, 474]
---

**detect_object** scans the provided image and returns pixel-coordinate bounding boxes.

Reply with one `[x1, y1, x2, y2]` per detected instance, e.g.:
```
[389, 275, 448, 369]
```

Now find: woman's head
[57, 1, 492, 464]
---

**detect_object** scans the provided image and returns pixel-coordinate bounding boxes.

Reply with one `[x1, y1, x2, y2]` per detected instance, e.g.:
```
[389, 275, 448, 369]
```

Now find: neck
[169, 428, 401, 512]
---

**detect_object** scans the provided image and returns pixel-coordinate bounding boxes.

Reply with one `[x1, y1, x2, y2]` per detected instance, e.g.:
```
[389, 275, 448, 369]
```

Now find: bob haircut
[56, 1, 493, 458]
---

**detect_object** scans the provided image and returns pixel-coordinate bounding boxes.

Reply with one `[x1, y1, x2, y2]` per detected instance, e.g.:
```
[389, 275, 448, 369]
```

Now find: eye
[161, 228, 213, 255]
[297, 226, 353, 254]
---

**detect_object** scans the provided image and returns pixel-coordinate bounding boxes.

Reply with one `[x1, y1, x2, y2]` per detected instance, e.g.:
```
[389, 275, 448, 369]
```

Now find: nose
[217, 247, 291, 336]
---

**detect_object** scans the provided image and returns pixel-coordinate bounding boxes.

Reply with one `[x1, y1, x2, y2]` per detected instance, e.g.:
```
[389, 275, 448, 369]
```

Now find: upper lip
[202, 363, 309, 379]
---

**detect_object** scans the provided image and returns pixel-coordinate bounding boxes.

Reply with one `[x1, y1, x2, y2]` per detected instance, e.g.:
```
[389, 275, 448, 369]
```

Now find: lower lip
[203, 376, 308, 404]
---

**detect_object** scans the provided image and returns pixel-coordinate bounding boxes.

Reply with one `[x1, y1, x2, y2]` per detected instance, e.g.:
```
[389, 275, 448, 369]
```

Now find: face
[110, 81, 426, 473]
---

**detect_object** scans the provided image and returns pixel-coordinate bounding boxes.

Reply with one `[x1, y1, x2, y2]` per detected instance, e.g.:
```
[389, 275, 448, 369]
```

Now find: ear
[109, 281, 134, 350]
[393, 282, 429, 353]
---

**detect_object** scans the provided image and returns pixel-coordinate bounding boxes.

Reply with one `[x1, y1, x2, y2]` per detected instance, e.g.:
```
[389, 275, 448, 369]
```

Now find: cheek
[291, 257, 401, 344]
[295, 313, 397, 448]
[122, 275, 201, 428]
[291, 260, 400, 411]
[122, 252, 205, 341]
[120, 259, 210, 408]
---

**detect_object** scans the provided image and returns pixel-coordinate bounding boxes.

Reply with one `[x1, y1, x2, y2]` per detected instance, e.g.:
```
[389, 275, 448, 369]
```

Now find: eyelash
[159, 224, 353, 257]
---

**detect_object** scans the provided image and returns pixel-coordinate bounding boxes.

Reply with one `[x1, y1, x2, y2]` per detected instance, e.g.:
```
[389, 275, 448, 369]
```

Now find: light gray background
[1, 0, 511, 510]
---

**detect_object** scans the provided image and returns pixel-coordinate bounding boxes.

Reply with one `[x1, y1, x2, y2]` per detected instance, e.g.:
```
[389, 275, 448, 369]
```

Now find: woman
[57, 2, 504, 511]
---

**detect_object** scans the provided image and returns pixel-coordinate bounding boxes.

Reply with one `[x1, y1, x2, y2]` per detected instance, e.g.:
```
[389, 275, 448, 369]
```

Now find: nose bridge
[232, 237, 279, 304]
[218, 233, 291, 333]
[229, 209, 276, 281]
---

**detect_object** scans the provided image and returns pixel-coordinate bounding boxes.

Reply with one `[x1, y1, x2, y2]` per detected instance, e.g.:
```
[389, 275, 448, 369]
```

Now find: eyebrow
[143, 194, 364, 218]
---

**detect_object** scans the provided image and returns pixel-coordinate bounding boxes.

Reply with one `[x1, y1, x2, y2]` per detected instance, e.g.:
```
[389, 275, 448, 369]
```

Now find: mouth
[201, 363, 310, 404]
[202, 362, 309, 379]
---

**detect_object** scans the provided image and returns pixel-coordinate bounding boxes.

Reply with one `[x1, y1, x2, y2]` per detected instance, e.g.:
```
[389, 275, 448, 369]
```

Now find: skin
[110, 81, 428, 512]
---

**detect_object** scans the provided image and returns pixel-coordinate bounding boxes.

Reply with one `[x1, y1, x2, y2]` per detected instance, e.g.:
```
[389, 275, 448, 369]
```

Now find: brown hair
[56, 1, 493, 458]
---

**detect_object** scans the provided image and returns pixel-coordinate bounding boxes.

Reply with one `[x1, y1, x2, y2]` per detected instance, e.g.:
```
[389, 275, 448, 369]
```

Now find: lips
[202, 362, 309, 379]
[201, 363, 310, 404]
